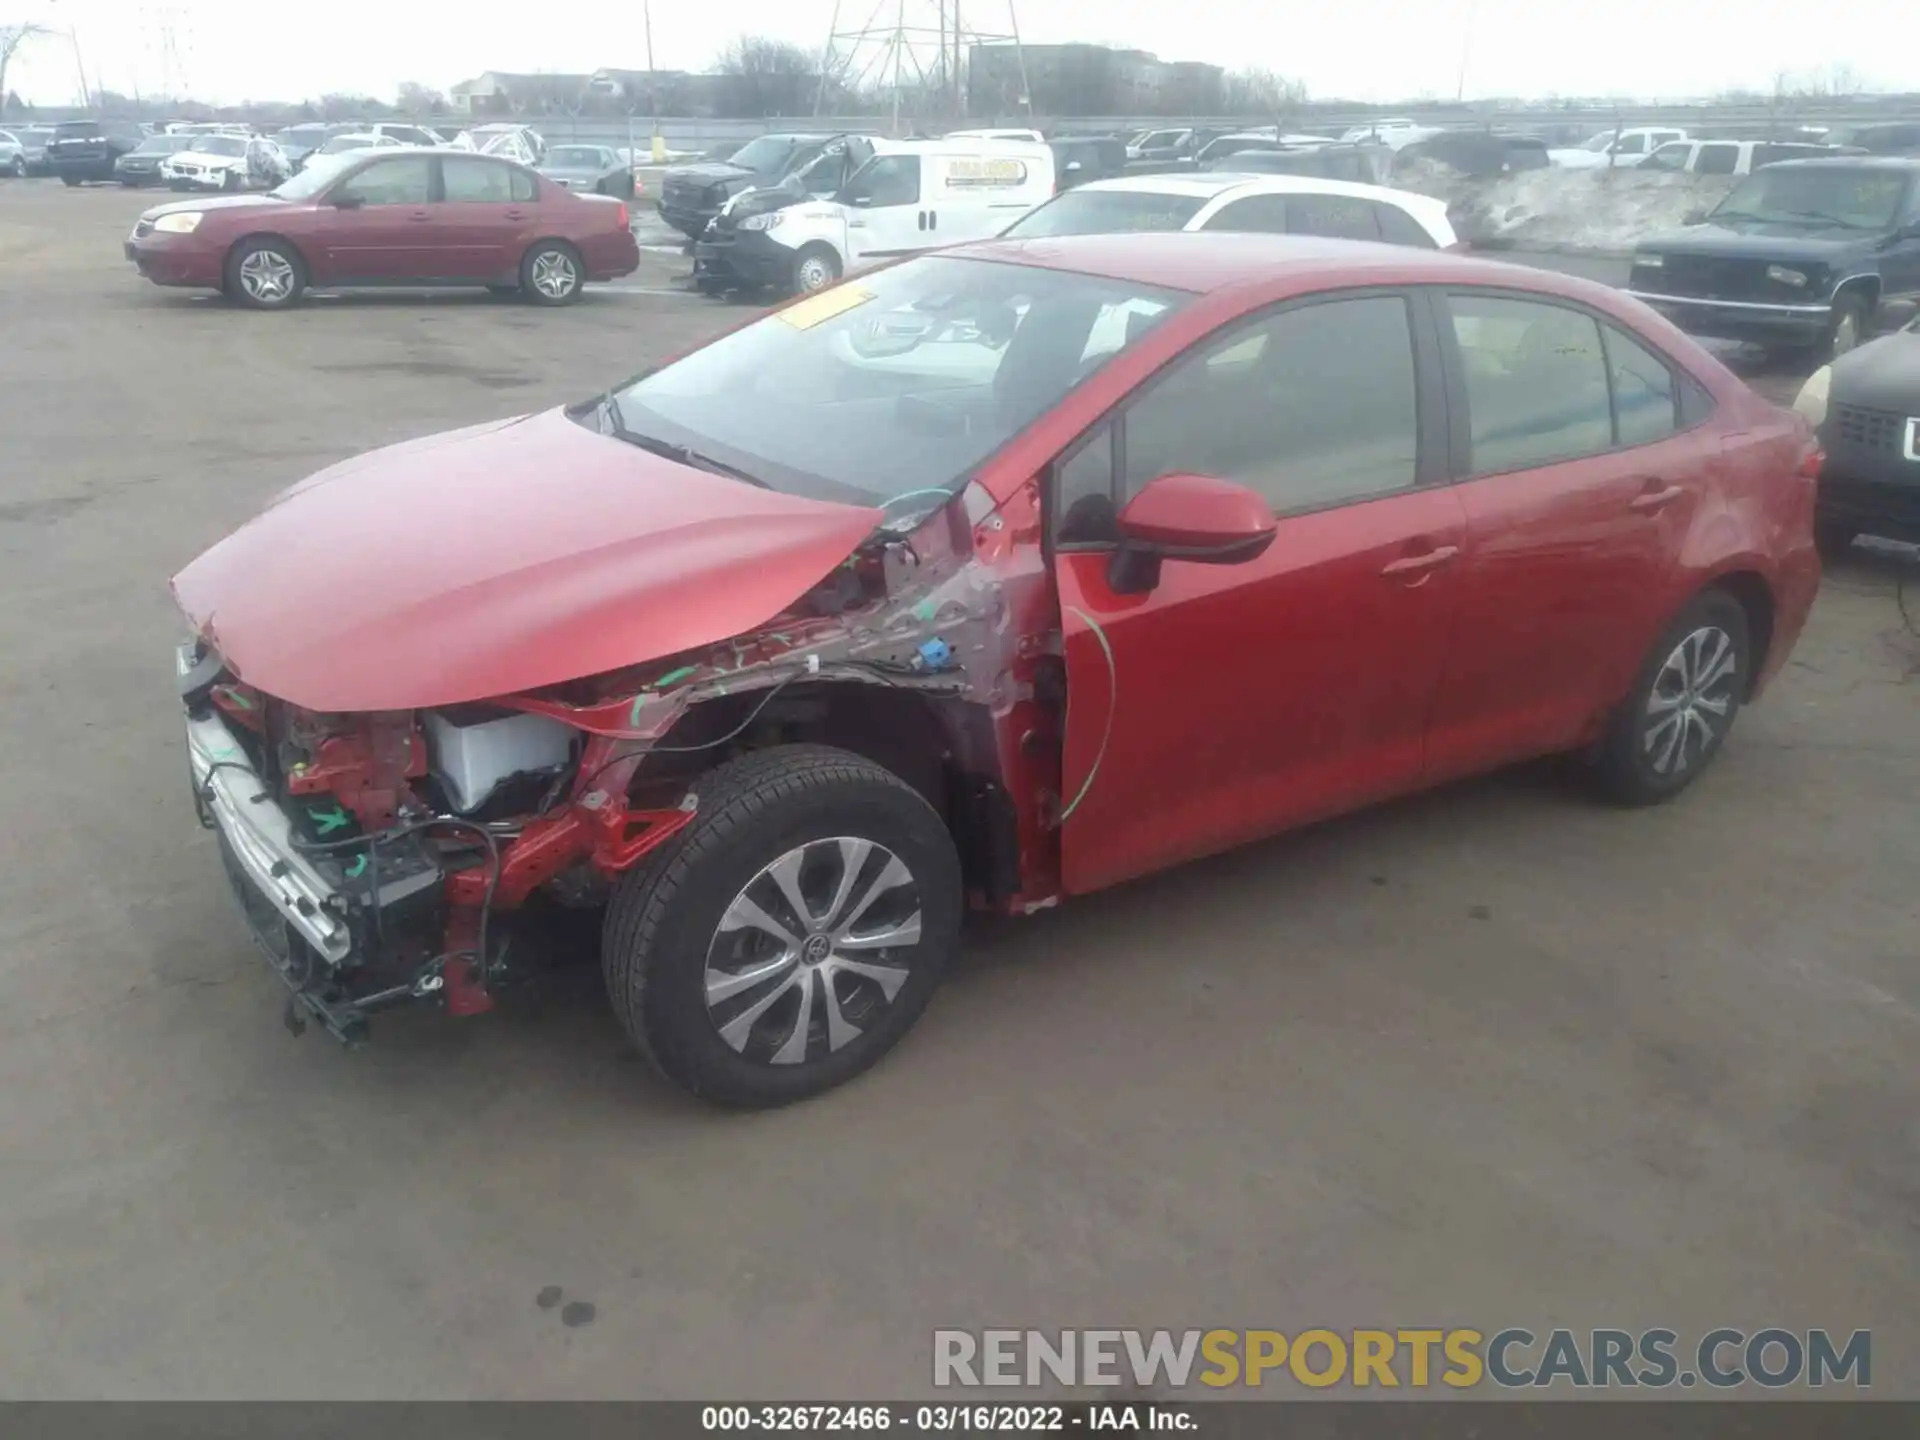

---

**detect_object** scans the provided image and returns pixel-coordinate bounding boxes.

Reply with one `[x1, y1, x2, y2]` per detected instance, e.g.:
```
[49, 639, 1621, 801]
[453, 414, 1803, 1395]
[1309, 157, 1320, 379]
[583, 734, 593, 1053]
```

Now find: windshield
[271, 152, 354, 199]
[602, 255, 1187, 507]
[133, 136, 190, 155]
[726, 135, 802, 172]
[1711, 167, 1909, 229]
[55, 121, 102, 137]
[319, 135, 379, 154]
[546, 147, 606, 167]
[1002, 188, 1207, 238]
[190, 135, 249, 156]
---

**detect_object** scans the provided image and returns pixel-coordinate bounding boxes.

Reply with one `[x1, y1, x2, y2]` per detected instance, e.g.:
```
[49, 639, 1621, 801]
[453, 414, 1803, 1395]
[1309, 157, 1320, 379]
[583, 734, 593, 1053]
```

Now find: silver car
[0, 129, 24, 178]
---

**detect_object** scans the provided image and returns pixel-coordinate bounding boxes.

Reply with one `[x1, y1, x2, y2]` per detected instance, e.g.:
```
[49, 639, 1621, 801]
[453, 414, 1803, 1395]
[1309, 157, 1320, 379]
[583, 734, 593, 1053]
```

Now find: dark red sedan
[173, 233, 1819, 1106]
[125, 147, 640, 307]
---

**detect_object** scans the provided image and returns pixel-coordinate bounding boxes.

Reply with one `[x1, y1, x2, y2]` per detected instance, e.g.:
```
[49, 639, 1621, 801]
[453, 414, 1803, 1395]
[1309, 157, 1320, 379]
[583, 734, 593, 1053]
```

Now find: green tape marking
[343, 854, 368, 879]
[309, 804, 352, 835]
[653, 665, 699, 690]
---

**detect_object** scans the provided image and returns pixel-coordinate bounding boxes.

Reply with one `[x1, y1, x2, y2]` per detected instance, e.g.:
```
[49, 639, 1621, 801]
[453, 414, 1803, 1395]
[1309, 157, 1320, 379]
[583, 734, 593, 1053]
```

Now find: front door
[841, 155, 926, 270]
[311, 155, 437, 281]
[1421, 290, 1698, 781]
[1052, 290, 1465, 895]
[1881, 177, 1920, 301]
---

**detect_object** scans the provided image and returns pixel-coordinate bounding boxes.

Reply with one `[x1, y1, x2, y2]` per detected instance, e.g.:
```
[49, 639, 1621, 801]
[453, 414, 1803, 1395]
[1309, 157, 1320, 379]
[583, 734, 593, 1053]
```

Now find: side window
[441, 157, 516, 203]
[1448, 294, 1612, 473]
[332, 156, 432, 206]
[1605, 324, 1680, 446]
[1286, 194, 1382, 241]
[1202, 195, 1291, 234]
[1616, 134, 1647, 155]
[843, 155, 920, 207]
[1372, 202, 1437, 248]
[1695, 143, 1739, 176]
[1119, 295, 1419, 516]
[1054, 428, 1118, 544]
[1643, 142, 1691, 172]
[510, 166, 538, 203]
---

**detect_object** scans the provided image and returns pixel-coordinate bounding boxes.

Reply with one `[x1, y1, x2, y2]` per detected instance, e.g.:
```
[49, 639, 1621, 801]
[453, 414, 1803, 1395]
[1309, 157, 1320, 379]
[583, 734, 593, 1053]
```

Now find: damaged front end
[178, 482, 1059, 1044]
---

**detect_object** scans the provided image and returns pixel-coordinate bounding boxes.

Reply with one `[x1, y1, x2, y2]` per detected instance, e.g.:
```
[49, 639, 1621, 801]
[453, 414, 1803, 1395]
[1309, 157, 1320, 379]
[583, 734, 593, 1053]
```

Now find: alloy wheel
[237, 249, 296, 304]
[530, 250, 578, 300]
[703, 836, 924, 1067]
[797, 255, 833, 293]
[1643, 624, 1738, 777]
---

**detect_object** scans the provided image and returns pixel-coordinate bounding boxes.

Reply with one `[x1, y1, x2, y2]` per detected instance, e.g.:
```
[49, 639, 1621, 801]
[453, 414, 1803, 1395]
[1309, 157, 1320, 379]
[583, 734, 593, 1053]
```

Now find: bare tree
[0, 22, 47, 110]
[396, 80, 446, 115]
[1222, 66, 1307, 123]
[714, 34, 814, 118]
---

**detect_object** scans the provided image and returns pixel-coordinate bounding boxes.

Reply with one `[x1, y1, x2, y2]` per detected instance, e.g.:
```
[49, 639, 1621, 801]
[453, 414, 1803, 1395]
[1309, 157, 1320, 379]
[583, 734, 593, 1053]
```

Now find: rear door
[434, 155, 530, 279]
[1053, 289, 1465, 894]
[1422, 290, 1705, 780]
[310, 155, 437, 280]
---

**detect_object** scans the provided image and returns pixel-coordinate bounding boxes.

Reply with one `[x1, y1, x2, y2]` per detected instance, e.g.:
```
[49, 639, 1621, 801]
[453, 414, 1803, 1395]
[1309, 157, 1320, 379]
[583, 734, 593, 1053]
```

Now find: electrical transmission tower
[814, 0, 1029, 134]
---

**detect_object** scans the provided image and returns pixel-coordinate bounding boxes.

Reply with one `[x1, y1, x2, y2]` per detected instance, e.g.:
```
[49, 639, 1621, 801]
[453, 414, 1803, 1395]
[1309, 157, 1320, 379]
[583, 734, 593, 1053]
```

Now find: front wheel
[602, 745, 963, 1108]
[224, 238, 306, 309]
[8, 156, 24, 178]
[520, 240, 583, 305]
[61, 174, 80, 187]
[791, 245, 841, 296]
[1594, 589, 1751, 806]
[1820, 292, 1869, 363]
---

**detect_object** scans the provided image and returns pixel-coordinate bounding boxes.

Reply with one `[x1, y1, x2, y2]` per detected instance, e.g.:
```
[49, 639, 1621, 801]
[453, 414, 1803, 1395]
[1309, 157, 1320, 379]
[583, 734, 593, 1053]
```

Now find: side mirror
[1683, 207, 1708, 225]
[330, 192, 364, 209]
[1107, 472, 1277, 594]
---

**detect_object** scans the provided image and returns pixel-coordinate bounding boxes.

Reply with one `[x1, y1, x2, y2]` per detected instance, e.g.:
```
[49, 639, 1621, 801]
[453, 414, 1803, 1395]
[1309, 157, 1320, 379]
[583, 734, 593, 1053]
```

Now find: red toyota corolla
[174, 233, 1820, 1106]
[125, 147, 640, 307]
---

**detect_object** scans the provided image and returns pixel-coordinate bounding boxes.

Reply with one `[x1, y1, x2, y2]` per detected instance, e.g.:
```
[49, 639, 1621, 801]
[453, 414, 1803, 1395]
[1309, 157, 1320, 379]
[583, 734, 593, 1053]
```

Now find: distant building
[966, 43, 1224, 117]
[448, 72, 595, 116]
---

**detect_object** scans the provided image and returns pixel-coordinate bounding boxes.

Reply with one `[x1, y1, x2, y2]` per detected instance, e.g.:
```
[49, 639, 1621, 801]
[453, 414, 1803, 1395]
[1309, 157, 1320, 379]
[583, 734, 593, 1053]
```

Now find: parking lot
[3, 178, 1919, 1399]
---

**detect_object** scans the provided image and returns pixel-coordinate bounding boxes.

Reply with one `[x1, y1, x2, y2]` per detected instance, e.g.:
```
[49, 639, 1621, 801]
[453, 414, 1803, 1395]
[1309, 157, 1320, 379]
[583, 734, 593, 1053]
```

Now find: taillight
[1798, 442, 1824, 480]
[616, 202, 630, 229]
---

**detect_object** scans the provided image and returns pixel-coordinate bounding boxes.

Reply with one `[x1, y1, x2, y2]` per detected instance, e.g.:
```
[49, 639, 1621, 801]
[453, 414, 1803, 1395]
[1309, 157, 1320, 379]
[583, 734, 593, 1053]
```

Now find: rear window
[54, 121, 101, 137]
[1002, 188, 1206, 238]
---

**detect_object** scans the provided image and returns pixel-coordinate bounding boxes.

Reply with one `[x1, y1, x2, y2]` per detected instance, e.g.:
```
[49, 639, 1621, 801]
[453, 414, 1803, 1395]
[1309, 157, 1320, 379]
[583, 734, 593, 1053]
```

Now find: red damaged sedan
[126, 147, 639, 307]
[174, 233, 1820, 1106]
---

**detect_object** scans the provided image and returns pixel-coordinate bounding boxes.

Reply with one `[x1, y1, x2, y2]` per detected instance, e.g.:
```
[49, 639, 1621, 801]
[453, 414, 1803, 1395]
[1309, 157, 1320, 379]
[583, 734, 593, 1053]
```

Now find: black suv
[1050, 136, 1128, 190]
[47, 117, 147, 185]
[658, 132, 862, 239]
[1627, 157, 1920, 361]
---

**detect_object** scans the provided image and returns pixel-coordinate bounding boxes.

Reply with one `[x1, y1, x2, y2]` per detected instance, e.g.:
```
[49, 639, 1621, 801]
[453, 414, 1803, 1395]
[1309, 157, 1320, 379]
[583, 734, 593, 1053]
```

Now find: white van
[715, 138, 1055, 295]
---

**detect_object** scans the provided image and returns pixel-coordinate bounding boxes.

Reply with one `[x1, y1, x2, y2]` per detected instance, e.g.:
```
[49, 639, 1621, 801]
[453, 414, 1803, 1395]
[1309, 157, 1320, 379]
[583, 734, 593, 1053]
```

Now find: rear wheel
[520, 240, 583, 305]
[61, 174, 80, 187]
[224, 238, 306, 310]
[602, 745, 962, 1108]
[1820, 291, 1869, 363]
[1595, 589, 1751, 806]
[8, 156, 24, 178]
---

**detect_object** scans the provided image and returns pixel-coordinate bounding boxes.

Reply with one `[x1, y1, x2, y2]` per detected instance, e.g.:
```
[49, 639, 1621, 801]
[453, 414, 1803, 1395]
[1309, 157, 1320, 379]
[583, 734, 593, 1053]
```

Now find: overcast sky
[7, 0, 1915, 108]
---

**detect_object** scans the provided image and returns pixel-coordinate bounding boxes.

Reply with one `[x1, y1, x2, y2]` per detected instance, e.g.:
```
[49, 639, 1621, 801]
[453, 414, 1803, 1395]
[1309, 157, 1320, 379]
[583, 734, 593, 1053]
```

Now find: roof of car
[1755, 155, 1920, 170]
[945, 230, 1603, 300]
[1062, 171, 1439, 210]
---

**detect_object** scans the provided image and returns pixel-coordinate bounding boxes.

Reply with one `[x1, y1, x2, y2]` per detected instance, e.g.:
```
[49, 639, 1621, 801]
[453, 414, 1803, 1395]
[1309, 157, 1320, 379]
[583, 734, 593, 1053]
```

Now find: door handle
[1629, 483, 1686, 513]
[504, 208, 526, 219]
[408, 209, 431, 221]
[1380, 544, 1460, 578]
[927, 210, 937, 230]
[917, 210, 927, 231]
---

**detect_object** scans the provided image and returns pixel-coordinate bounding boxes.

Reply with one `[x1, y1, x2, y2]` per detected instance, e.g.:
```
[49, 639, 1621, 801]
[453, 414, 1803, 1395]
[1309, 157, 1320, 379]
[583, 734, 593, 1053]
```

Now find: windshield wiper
[1778, 208, 1865, 229]
[611, 426, 770, 489]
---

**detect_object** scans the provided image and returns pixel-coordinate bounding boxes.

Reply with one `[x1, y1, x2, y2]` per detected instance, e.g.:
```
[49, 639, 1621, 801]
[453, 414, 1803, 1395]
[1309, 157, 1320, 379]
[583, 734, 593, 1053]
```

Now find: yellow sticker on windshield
[775, 284, 874, 330]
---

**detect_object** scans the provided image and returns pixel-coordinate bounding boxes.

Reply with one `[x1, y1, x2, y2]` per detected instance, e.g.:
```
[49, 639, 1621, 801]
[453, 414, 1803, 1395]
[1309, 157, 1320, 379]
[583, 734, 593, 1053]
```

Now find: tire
[1594, 588, 1751, 806]
[602, 744, 963, 1108]
[61, 174, 80, 187]
[224, 238, 306, 310]
[8, 157, 23, 179]
[222, 170, 241, 193]
[519, 239, 583, 305]
[1820, 291, 1870, 364]
[791, 244, 841, 296]
[1815, 520, 1858, 560]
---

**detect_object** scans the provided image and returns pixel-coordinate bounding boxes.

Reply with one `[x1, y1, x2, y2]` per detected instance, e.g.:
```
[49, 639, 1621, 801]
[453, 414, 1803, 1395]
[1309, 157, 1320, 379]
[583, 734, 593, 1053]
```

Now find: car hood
[140, 193, 288, 221]
[1635, 221, 1866, 262]
[172, 408, 884, 713]
[1829, 326, 1920, 413]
